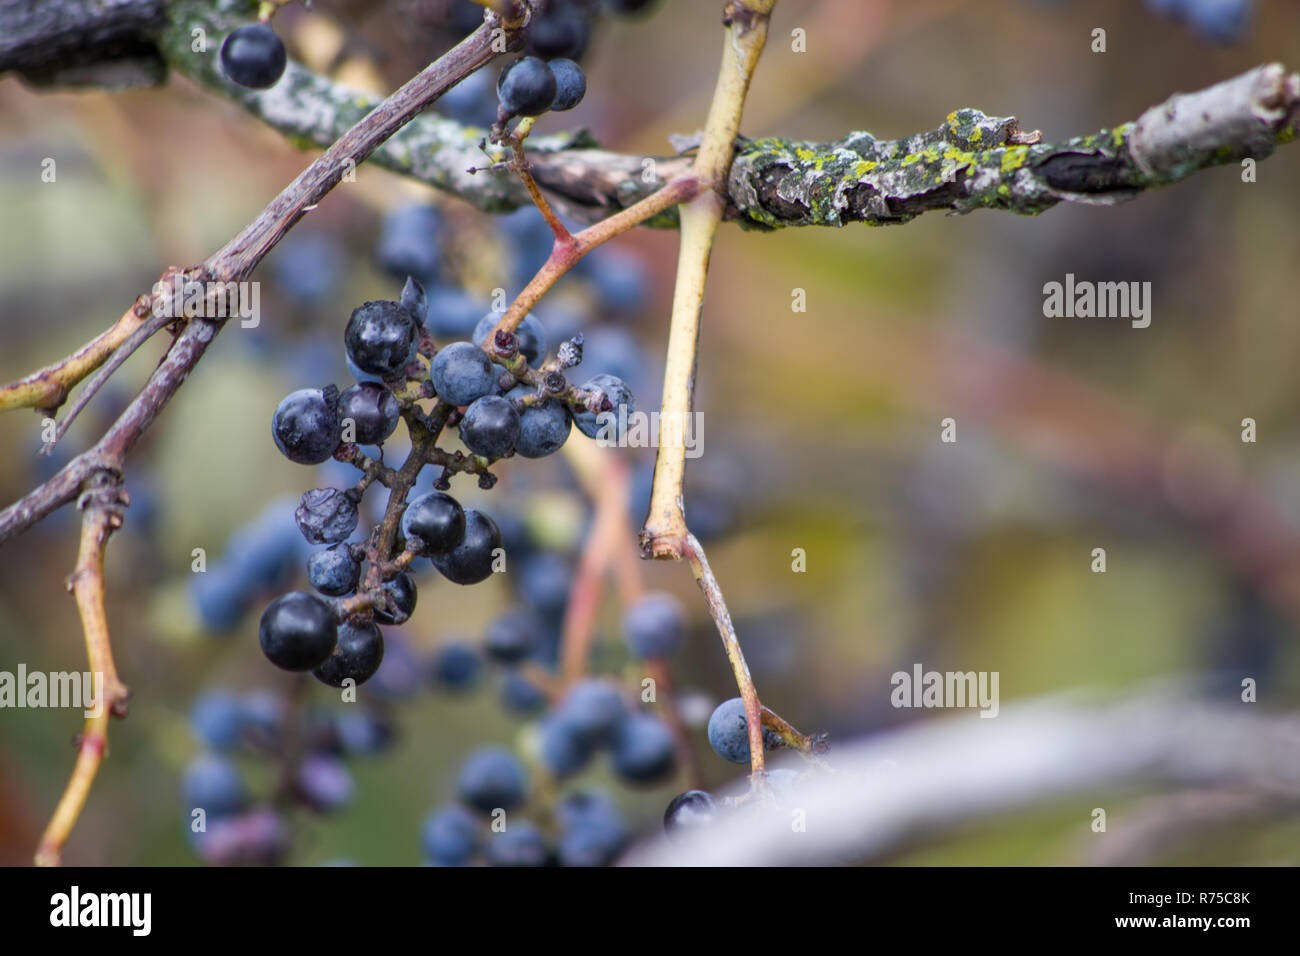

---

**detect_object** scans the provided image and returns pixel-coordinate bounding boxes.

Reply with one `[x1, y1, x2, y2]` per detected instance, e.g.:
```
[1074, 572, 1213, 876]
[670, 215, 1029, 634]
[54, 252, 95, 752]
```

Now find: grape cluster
[257, 274, 634, 695]
[183, 686, 394, 864]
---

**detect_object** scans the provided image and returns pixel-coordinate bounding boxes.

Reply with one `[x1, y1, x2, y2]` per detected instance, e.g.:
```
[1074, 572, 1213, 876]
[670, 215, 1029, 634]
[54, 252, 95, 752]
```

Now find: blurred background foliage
[1, 0, 1299, 865]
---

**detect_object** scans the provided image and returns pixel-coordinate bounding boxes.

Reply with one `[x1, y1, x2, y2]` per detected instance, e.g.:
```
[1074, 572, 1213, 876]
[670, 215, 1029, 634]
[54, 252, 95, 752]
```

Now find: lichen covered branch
[726, 64, 1300, 230]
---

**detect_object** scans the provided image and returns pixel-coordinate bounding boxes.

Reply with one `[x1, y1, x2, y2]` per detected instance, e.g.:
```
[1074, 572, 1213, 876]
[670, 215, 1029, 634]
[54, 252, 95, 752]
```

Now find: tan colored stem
[0, 297, 154, 414]
[35, 476, 130, 866]
[639, 0, 775, 559]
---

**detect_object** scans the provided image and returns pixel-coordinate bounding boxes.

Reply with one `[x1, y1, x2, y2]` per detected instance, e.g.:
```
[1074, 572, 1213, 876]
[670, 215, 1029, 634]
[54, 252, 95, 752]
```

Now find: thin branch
[0, 17, 517, 544]
[639, 0, 775, 560]
[34, 471, 130, 867]
[683, 533, 765, 780]
[0, 294, 157, 414]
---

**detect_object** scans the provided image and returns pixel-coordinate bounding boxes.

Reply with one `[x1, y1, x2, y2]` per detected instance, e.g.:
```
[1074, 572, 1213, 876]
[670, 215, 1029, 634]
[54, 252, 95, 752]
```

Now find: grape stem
[34, 471, 131, 866]
[640, 0, 776, 560]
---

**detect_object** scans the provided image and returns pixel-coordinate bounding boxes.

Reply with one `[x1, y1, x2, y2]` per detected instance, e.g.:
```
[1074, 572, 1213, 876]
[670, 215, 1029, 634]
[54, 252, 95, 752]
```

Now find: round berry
[515, 550, 571, 617]
[345, 301, 418, 378]
[527, 10, 590, 60]
[610, 712, 676, 784]
[457, 747, 528, 814]
[431, 509, 501, 585]
[189, 690, 245, 751]
[574, 373, 635, 440]
[312, 619, 385, 687]
[307, 543, 360, 596]
[508, 384, 572, 458]
[272, 387, 341, 465]
[338, 382, 400, 446]
[430, 341, 496, 406]
[422, 804, 480, 866]
[375, 205, 442, 281]
[400, 491, 466, 556]
[473, 312, 548, 366]
[459, 395, 521, 459]
[259, 591, 338, 671]
[430, 641, 483, 692]
[548, 58, 587, 112]
[707, 697, 779, 765]
[497, 56, 556, 117]
[219, 23, 287, 90]
[499, 671, 547, 715]
[374, 572, 417, 625]
[538, 715, 592, 778]
[486, 821, 549, 867]
[182, 754, 249, 818]
[485, 607, 541, 663]
[663, 790, 716, 841]
[623, 591, 685, 659]
[557, 678, 625, 746]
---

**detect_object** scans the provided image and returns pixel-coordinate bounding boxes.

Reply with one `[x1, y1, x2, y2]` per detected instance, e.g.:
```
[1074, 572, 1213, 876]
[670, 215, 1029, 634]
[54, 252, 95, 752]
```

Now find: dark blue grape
[473, 311, 548, 366]
[189, 690, 245, 751]
[459, 395, 521, 459]
[431, 509, 501, 585]
[548, 58, 586, 111]
[527, 10, 589, 60]
[375, 205, 442, 282]
[538, 714, 593, 778]
[485, 607, 541, 663]
[623, 591, 685, 659]
[259, 591, 338, 671]
[499, 670, 547, 715]
[338, 382, 400, 446]
[430, 341, 496, 406]
[345, 301, 418, 378]
[508, 384, 571, 458]
[707, 697, 780, 765]
[486, 821, 549, 867]
[497, 57, 556, 117]
[272, 387, 341, 465]
[430, 641, 484, 691]
[514, 550, 571, 617]
[270, 233, 344, 306]
[312, 619, 385, 687]
[220, 24, 286, 89]
[574, 373, 635, 441]
[307, 543, 360, 596]
[182, 754, 248, 818]
[457, 748, 528, 813]
[400, 491, 466, 556]
[610, 712, 676, 784]
[425, 286, 487, 338]
[557, 678, 625, 746]
[374, 572, 417, 625]
[190, 568, 249, 633]
[422, 804, 480, 866]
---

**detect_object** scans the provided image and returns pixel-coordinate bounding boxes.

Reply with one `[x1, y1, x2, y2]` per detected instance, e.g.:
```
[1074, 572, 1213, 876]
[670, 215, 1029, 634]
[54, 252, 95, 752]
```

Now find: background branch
[623, 686, 1300, 866]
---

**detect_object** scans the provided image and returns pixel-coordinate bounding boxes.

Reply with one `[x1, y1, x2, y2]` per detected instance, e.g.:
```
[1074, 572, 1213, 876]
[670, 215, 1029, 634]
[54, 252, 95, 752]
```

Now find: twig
[683, 533, 765, 780]
[0, 18, 515, 544]
[639, 0, 776, 560]
[34, 471, 130, 866]
[0, 294, 157, 414]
